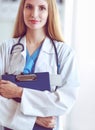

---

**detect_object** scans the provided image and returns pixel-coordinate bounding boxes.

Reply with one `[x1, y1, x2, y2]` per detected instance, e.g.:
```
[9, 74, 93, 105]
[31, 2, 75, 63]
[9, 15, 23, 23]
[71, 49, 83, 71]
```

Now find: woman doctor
[0, 0, 80, 130]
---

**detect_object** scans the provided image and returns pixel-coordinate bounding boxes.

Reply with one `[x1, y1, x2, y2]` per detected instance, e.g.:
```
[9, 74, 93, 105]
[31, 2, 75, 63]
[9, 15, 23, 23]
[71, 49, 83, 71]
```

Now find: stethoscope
[10, 37, 24, 54]
[11, 36, 59, 74]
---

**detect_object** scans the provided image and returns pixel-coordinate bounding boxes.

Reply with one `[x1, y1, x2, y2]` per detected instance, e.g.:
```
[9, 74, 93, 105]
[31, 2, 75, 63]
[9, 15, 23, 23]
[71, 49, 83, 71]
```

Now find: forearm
[20, 85, 79, 117]
[0, 96, 36, 130]
[0, 80, 23, 99]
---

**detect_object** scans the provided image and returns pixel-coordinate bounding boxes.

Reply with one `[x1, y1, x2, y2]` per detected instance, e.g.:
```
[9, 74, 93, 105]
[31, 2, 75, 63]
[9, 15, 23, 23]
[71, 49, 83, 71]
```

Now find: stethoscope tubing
[51, 39, 59, 74]
[11, 36, 59, 74]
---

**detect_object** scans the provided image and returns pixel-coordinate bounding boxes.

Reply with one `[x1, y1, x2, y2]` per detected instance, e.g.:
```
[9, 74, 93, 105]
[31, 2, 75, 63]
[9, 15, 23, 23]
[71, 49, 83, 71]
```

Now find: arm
[0, 41, 56, 129]
[0, 96, 36, 130]
[20, 46, 80, 117]
[0, 40, 36, 130]
[0, 80, 23, 99]
[0, 81, 57, 129]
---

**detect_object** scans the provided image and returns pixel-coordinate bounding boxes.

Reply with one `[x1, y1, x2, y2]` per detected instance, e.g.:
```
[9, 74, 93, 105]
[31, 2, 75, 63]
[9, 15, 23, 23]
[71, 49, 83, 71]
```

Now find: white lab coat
[0, 36, 80, 130]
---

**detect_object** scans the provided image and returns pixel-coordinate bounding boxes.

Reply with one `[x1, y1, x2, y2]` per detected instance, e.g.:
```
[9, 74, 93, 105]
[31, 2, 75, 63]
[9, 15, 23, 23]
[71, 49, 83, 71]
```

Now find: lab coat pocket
[8, 53, 25, 74]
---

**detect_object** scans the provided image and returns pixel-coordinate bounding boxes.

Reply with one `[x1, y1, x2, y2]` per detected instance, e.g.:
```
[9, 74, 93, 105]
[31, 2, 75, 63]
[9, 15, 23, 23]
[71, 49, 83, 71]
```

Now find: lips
[30, 20, 39, 24]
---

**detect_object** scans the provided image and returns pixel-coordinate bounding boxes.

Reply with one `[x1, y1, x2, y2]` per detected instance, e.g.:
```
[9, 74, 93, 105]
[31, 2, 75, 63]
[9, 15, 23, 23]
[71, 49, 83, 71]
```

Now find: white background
[64, 0, 95, 130]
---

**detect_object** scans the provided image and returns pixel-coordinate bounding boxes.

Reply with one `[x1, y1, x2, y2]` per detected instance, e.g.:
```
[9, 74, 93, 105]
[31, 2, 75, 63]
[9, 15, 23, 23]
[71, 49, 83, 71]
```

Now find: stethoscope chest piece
[11, 43, 24, 54]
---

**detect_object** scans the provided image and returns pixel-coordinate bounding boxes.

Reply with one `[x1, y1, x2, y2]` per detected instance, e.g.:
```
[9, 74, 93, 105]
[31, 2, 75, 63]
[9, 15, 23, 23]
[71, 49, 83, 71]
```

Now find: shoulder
[54, 40, 75, 58]
[0, 37, 19, 51]
[0, 37, 18, 46]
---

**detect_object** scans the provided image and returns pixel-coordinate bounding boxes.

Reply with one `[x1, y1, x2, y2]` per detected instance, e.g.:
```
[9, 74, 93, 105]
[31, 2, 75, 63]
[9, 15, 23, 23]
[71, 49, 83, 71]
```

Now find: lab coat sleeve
[20, 46, 80, 117]
[0, 41, 36, 130]
[0, 96, 36, 130]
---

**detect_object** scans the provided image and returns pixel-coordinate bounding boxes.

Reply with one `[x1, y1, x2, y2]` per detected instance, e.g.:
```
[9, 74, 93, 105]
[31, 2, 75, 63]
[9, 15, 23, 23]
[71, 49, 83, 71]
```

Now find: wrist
[17, 86, 23, 98]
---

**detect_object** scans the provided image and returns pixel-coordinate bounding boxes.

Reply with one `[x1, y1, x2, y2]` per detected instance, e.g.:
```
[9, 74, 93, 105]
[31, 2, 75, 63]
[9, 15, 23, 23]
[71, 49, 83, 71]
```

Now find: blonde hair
[12, 0, 64, 42]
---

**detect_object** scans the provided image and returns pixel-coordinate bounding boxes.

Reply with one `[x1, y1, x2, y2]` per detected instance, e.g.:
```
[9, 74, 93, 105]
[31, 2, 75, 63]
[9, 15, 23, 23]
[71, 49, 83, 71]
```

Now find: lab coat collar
[41, 36, 55, 54]
[20, 36, 26, 59]
[20, 36, 55, 55]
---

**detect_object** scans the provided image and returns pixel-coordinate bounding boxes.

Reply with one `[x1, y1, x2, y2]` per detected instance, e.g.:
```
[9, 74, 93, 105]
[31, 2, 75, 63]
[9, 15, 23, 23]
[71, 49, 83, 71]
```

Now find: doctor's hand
[36, 116, 56, 128]
[0, 80, 23, 99]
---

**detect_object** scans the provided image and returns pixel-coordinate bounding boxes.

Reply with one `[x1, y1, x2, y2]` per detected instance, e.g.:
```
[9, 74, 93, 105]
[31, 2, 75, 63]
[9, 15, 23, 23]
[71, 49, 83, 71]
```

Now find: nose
[31, 8, 38, 18]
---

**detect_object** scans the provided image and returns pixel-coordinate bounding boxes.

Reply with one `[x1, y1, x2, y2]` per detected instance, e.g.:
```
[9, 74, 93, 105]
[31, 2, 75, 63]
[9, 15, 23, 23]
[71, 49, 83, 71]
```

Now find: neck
[26, 28, 46, 45]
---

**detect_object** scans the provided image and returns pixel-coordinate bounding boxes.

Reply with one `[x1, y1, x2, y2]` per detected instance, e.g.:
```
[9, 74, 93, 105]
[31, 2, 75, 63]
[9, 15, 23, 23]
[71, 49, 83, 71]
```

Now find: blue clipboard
[2, 72, 52, 130]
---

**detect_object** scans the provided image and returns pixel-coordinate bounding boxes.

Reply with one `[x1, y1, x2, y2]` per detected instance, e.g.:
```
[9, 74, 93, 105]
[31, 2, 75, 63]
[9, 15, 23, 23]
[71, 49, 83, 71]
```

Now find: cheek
[23, 11, 26, 21]
[41, 13, 48, 21]
[23, 12, 29, 24]
[23, 10, 29, 19]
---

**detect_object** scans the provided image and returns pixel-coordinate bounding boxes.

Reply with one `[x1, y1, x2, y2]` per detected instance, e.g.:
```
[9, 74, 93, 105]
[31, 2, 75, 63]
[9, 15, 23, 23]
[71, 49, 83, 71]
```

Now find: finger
[0, 84, 4, 89]
[43, 120, 56, 128]
[47, 117, 56, 128]
[36, 116, 56, 128]
[46, 116, 56, 124]
[0, 80, 9, 84]
[44, 122, 56, 128]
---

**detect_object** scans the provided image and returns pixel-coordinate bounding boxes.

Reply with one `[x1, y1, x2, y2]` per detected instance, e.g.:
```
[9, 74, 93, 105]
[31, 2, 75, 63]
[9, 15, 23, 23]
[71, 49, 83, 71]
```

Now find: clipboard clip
[16, 74, 37, 81]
